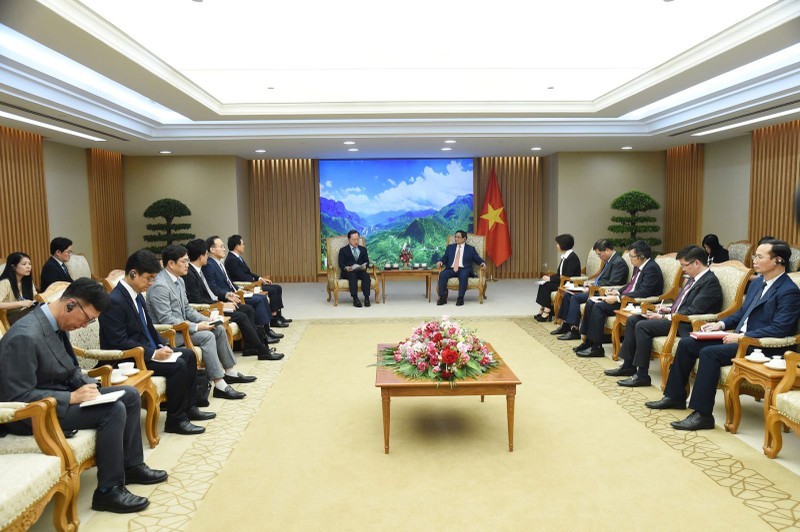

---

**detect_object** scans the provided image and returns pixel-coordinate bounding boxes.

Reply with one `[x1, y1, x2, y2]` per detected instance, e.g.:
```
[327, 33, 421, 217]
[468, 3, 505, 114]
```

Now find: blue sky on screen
[319, 158, 473, 215]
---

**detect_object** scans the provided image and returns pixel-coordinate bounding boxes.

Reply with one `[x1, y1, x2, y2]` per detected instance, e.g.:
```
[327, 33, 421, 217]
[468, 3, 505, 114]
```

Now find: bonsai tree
[607, 190, 662, 248]
[143, 198, 195, 253]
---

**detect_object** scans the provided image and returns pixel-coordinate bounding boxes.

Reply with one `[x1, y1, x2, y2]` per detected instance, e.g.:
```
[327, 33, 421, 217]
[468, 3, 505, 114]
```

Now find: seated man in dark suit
[572, 240, 663, 357]
[184, 239, 282, 361]
[0, 278, 167, 513]
[40, 236, 74, 291]
[436, 229, 486, 306]
[647, 239, 800, 431]
[225, 234, 291, 327]
[552, 238, 629, 339]
[338, 229, 372, 307]
[605, 245, 723, 387]
[202, 236, 282, 341]
[99, 249, 215, 436]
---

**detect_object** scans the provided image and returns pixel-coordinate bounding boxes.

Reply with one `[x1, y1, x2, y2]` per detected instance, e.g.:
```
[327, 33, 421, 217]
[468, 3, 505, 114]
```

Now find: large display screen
[320, 158, 474, 268]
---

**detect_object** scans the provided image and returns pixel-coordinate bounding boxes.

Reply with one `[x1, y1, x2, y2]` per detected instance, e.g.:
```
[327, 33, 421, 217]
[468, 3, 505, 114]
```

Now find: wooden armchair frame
[325, 235, 380, 306]
[764, 351, 800, 458]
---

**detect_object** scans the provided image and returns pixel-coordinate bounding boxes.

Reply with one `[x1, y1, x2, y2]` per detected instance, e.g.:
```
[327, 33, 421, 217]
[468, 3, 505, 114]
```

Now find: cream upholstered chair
[65, 253, 92, 280]
[69, 321, 165, 449]
[325, 235, 380, 306]
[35, 281, 70, 304]
[720, 271, 800, 431]
[552, 247, 604, 321]
[727, 240, 753, 267]
[649, 260, 752, 390]
[436, 233, 488, 303]
[0, 398, 77, 531]
[764, 351, 800, 458]
[789, 243, 800, 272]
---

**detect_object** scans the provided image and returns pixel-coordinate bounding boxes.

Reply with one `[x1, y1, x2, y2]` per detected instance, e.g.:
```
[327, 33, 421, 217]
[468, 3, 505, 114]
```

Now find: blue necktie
[135, 295, 158, 349]
[735, 283, 768, 333]
[61, 263, 70, 278]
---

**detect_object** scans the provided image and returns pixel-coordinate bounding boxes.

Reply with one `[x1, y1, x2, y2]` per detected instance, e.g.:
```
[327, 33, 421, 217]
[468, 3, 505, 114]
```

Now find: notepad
[152, 352, 181, 363]
[690, 331, 727, 340]
[79, 390, 125, 408]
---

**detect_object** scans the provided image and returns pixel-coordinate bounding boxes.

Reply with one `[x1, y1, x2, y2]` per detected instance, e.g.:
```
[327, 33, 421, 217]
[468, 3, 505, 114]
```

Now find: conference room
[1, 1, 800, 530]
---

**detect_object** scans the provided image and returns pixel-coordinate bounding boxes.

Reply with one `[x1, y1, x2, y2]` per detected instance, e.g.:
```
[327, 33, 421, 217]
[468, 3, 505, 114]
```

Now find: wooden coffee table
[378, 268, 435, 303]
[375, 343, 521, 454]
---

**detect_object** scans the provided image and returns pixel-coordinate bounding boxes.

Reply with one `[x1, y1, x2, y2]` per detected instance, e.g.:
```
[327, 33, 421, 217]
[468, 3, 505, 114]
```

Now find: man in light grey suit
[0, 279, 167, 514]
[147, 245, 255, 400]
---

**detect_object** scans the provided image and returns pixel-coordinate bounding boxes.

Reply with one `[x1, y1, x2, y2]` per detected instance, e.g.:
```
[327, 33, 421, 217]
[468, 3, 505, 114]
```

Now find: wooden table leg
[762, 386, 775, 449]
[426, 274, 431, 302]
[381, 388, 391, 454]
[724, 372, 743, 433]
[381, 275, 386, 303]
[506, 389, 516, 452]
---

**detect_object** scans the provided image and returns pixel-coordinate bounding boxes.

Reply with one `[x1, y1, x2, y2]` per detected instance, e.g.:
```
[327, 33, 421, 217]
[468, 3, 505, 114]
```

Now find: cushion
[153, 376, 167, 397]
[776, 390, 800, 424]
[0, 454, 61, 530]
[228, 321, 240, 338]
[0, 429, 96, 465]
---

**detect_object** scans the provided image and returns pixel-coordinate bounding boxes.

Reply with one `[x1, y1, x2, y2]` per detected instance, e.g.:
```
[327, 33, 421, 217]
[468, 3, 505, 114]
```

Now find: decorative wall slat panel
[476, 157, 542, 278]
[0, 126, 50, 287]
[750, 120, 800, 245]
[664, 144, 704, 252]
[249, 159, 319, 282]
[87, 148, 127, 275]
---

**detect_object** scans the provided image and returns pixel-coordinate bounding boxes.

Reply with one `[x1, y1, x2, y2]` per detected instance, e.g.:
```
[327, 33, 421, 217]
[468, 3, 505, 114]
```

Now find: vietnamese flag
[477, 167, 512, 266]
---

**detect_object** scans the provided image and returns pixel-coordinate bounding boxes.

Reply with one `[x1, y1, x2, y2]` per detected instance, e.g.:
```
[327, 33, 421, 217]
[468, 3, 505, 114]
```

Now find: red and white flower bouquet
[379, 316, 498, 384]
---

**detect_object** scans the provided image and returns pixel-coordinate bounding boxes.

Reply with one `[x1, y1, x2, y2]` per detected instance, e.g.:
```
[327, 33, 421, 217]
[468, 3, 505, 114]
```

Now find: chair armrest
[1, 398, 75, 468]
[86, 365, 113, 387]
[689, 315, 721, 329]
[75, 346, 147, 369]
[154, 322, 193, 349]
[568, 275, 589, 285]
[734, 334, 800, 359]
[774, 351, 800, 396]
[478, 266, 486, 284]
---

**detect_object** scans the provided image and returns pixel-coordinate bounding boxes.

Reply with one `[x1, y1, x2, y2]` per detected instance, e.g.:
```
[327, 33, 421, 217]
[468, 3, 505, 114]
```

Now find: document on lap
[689, 331, 728, 340]
[152, 352, 181, 363]
[79, 389, 125, 408]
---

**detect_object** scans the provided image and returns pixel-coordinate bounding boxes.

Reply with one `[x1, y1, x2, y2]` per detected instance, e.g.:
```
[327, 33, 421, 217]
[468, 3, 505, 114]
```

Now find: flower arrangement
[379, 316, 498, 384]
[399, 246, 413, 265]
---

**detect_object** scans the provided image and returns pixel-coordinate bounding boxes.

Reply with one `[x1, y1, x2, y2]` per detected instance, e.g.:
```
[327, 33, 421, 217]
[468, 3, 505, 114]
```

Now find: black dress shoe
[270, 318, 290, 327]
[557, 329, 581, 341]
[275, 315, 290, 326]
[572, 341, 591, 352]
[165, 419, 205, 435]
[92, 486, 149, 513]
[534, 313, 553, 322]
[242, 348, 261, 356]
[352, 298, 363, 308]
[437, 297, 447, 306]
[124, 463, 168, 485]
[224, 372, 256, 384]
[213, 385, 246, 400]
[645, 397, 686, 410]
[364, 298, 371, 307]
[264, 336, 280, 345]
[278, 314, 292, 323]
[670, 411, 715, 431]
[267, 329, 284, 339]
[259, 350, 285, 360]
[576, 346, 605, 357]
[187, 406, 216, 421]
[604, 366, 636, 377]
[618, 375, 651, 387]
[550, 323, 570, 335]
[456, 298, 464, 306]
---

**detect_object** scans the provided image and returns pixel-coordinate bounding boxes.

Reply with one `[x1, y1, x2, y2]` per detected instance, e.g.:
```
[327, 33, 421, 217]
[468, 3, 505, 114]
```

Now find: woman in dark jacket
[701, 234, 729, 265]
[535, 234, 581, 321]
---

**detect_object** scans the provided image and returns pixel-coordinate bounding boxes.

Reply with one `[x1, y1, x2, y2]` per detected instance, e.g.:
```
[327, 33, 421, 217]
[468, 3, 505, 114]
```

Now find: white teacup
[118, 362, 135, 372]
[253, 286, 261, 294]
[393, 263, 399, 268]
[772, 355, 783, 361]
[209, 310, 220, 320]
[421, 263, 427, 268]
[414, 263, 420, 268]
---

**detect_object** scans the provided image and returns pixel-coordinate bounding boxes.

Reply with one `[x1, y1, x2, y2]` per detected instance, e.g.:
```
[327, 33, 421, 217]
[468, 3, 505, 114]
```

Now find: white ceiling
[0, 0, 799, 158]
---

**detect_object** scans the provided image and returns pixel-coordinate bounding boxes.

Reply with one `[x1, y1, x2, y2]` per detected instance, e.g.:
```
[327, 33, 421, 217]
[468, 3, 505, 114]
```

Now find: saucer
[110, 374, 127, 384]
[765, 361, 786, 370]
[745, 355, 769, 363]
[121, 368, 139, 376]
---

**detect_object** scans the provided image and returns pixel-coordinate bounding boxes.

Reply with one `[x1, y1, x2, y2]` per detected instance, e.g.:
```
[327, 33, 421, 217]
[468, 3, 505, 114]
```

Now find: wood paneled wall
[749, 120, 800, 244]
[87, 148, 127, 275]
[249, 159, 319, 282]
[476, 157, 542, 278]
[664, 144, 704, 252]
[0, 126, 49, 286]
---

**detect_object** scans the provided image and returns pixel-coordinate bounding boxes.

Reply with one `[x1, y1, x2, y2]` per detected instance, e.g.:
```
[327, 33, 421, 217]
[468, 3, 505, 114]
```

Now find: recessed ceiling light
[347, 148, 359, 152]
[530, 146, 542, 151]
[691, 107, 800, 137]
[441, 147, 452, 151]
[444, 140, 457, 144]
[343, 141, 356, 145]
[255, 149, 267, 153]
[547, 86, 555, 90]
[159, 150, 172, 154]
[621, 146, 633, 150]
[0, 109, 106, 142]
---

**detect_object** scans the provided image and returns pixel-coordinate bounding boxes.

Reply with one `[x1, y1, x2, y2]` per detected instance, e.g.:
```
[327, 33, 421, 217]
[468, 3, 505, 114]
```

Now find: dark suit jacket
[722, 273, 800, 338]
[439, 243, 484, 272]
[202, 259, 236, 301]
[595, 252, 628, 287]
[99, 283, 167, 364]
[225, 253, 260, 283]
[621, 258, 663, 299]
[338, 245, 370, 277]
[0, 307, 94, 418]
[551, 252, 582, 286]
[708, 248, 730, 265]
[672, 270, 723, 316]
[40, 257, 73, 291]
[184, 266, 218, 305]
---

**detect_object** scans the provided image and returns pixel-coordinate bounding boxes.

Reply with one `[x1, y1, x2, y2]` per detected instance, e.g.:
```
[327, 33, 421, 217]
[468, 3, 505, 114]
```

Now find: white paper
[79, 389, 125, 408]
[152, 352, 181, 363]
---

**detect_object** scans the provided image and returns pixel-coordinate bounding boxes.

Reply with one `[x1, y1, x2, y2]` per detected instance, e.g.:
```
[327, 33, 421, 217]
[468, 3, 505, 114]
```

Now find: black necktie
[57, 330, 79, 367]
[61, 263, 70, 278]
[136, 294, 158, 349]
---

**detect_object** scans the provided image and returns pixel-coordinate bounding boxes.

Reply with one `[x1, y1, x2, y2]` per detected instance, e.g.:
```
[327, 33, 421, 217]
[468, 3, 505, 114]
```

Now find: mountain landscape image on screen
[321, 194, 474, 266]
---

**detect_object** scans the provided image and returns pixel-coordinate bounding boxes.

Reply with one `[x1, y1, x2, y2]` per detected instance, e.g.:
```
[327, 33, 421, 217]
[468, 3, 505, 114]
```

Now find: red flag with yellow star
[477, 167, 512, 266]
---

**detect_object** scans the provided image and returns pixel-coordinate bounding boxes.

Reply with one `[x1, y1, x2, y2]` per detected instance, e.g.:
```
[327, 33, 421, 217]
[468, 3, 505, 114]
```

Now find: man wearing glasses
[572, 240, 663, 357]
[605, 245, 723, 386]
[648, 239, 800, 431]
[40, 236, 74, 291]
[0, 278, 168, 513]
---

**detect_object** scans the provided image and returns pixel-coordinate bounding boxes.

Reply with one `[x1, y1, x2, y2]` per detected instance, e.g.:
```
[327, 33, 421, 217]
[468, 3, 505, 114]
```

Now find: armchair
[727, 240, 753, 267]
[325, 235, 380, 306]
[552, 247, 604, 322]
[764, 351, 800, 458]
[437, 233, 487, 304]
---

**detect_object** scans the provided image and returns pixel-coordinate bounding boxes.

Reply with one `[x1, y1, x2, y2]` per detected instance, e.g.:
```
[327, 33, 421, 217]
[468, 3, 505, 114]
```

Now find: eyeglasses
[73, 300, 97, 325]
[751, 254, 770, 262]
[629, 254, 639, 260]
